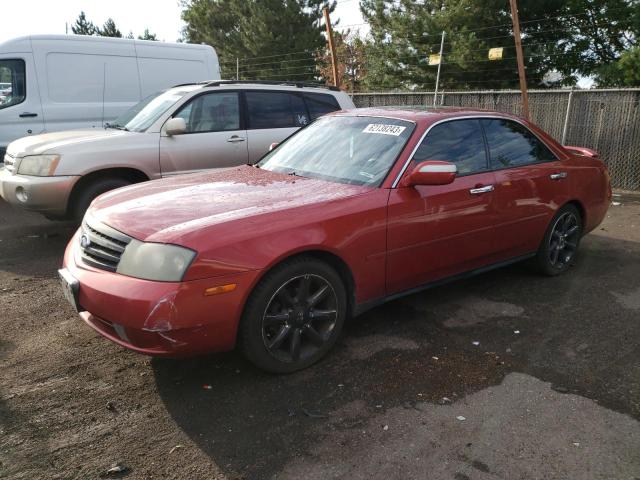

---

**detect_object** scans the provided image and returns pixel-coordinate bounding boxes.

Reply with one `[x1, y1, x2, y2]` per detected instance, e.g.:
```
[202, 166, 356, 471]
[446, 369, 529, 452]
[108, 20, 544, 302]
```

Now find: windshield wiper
[105, 122, 129, 131]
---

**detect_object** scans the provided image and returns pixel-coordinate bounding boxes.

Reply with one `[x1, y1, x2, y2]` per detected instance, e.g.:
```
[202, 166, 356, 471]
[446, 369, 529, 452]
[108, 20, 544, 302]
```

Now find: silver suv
[0, 81, 354, 220]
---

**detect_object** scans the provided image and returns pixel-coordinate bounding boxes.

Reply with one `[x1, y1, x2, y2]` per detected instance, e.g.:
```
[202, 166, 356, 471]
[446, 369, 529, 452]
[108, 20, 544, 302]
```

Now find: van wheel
[72, 178, 131, 223]
[239, 257, 347, 373]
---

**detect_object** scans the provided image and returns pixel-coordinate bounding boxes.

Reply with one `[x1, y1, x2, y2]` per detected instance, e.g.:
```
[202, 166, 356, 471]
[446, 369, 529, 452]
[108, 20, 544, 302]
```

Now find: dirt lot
[1, 194, 639, 480]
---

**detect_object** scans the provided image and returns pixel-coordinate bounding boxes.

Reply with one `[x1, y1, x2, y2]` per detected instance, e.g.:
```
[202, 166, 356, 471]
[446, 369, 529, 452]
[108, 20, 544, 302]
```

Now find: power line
[215, 3, 631, 68]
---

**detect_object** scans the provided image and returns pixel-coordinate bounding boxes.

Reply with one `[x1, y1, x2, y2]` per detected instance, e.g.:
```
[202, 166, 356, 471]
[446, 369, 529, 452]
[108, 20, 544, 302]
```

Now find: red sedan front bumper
[63, 230, 261, 357]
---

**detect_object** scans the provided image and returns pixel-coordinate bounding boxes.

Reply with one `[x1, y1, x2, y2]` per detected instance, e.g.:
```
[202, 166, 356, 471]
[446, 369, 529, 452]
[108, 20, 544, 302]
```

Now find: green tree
[71, 11, 97, 36]
[138, 29, 158, 41]
[99, 18, 123, 38]
[548, 0, 639, 85]
[360, 0, 639, 90]
[181, 0, 335, 80]
[597, 46, 640, 86]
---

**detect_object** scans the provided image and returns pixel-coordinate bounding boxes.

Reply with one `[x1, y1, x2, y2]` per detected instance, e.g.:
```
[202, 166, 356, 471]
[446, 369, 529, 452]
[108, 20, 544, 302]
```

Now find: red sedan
[59, 108, 611, 372]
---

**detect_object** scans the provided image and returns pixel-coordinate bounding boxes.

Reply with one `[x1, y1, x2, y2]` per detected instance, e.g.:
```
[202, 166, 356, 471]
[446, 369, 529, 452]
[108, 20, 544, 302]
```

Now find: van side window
[246, 91, 308, 129]
[0, 60, 26, 110]
[303, 93, 341, 120]
[482, 119, 557, 168]
[175, 92, 240, 133]
[413, 119, 488, 175]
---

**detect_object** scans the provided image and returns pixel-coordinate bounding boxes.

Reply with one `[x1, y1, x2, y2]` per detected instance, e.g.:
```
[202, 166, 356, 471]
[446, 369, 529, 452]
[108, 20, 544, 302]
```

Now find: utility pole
[509, 0, 529, 119]
[323, 7, 340, 88]
[561, 87, 574, 145]
[236, 58, 240, 81]
[433, 31, 445, 107]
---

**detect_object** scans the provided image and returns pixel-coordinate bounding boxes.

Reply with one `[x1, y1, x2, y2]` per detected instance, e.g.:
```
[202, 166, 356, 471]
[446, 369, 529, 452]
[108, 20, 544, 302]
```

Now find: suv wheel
[72, 178, 131, 223]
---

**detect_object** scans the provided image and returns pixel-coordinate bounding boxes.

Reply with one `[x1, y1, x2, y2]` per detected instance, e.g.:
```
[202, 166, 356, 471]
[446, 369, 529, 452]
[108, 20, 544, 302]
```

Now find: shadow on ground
[152, 233, 640, 479]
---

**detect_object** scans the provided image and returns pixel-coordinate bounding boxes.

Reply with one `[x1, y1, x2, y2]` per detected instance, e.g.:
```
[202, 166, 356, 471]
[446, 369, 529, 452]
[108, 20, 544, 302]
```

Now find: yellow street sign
[428, 54, 441, 66]
[488, 47, 504, 60]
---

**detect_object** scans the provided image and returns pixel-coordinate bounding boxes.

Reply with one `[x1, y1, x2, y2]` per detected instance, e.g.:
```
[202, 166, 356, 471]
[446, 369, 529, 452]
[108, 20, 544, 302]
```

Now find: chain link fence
[353, 89, 640, 191]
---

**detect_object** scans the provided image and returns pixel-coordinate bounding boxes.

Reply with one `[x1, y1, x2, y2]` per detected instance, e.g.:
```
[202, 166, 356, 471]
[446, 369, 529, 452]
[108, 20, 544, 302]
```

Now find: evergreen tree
[71, 11, 97, 36]
[138, 29, 158, 41]
[99, 18, 123, 38]
[360, 0, 639, 90]
[181, 0, 335, 80]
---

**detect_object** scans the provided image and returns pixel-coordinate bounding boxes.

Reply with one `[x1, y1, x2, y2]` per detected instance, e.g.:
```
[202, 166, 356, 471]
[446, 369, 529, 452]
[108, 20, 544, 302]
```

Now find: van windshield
[109, 87, 198, 132]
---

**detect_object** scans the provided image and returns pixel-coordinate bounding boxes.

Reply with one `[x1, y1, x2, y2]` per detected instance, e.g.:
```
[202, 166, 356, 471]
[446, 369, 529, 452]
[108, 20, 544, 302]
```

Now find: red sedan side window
[482, 119, 557, 169]
[413, 119, 488, 175]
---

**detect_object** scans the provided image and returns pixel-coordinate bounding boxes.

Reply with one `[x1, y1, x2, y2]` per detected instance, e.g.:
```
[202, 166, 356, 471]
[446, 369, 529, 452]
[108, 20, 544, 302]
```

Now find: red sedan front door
[386, 119, 499, 295]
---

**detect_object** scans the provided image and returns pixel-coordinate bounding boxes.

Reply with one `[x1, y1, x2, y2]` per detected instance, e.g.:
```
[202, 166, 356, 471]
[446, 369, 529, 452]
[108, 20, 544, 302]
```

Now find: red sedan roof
[335, 106, 520, 127]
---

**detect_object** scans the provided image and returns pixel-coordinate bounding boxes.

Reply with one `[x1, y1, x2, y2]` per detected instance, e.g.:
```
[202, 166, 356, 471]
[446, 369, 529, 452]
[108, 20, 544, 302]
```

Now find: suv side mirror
[165, 117, 187, 136]
[401, 160, 457, 187]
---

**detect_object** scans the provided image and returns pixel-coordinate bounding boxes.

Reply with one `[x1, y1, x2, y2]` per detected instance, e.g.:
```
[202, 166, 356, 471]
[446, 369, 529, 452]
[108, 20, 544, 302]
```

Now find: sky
[0, 0, 367, 44]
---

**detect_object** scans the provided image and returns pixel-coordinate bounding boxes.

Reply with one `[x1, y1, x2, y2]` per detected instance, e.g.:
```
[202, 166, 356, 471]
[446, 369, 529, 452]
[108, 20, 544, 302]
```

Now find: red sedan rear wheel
[533, 204, 583, 276]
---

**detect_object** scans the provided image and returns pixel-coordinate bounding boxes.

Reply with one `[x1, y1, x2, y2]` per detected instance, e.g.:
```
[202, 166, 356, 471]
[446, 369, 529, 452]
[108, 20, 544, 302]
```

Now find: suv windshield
[109, 87, 198, 132]
[259, 115, 415, 186]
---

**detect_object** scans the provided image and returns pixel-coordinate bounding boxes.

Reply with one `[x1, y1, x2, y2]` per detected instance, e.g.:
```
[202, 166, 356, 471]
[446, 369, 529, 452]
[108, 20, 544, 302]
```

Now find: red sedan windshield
[259, 115, 415, 186]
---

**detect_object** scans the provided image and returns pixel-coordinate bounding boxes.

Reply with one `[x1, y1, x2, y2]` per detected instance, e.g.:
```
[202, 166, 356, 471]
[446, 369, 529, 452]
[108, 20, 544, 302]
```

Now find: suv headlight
[116, 239, 196, 282]
[17, 154, 60, 176]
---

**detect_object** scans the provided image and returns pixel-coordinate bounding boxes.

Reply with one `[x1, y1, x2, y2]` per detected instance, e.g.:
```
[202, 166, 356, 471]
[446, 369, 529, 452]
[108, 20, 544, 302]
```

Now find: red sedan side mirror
[401, 160, 457, 187]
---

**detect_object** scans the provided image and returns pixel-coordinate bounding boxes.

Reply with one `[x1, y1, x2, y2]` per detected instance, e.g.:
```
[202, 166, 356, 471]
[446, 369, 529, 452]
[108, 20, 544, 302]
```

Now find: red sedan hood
[89, 166, 373, 244]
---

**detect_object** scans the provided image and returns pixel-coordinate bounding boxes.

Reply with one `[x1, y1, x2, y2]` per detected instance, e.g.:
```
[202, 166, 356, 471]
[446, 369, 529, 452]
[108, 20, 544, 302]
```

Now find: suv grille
[3, 153, 16, 174]
[79, 219, 132, 272]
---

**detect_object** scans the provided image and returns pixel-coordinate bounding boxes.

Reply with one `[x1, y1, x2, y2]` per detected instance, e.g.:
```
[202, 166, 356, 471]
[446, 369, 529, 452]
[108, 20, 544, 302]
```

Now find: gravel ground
[0, 193, 639, 480]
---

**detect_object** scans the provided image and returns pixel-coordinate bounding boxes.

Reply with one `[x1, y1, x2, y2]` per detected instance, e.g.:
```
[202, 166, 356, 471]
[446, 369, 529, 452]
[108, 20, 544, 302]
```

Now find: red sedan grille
[79, 219, 132, 272]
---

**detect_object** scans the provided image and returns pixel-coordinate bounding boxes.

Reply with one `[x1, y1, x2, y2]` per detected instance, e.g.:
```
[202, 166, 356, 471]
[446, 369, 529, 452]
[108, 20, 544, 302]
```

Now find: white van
[0, 35, 220, 156]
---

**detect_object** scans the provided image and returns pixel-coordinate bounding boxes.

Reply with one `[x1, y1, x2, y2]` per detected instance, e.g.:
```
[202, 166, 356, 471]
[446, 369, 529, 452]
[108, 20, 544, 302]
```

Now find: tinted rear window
[482, 119, 557, 168]
[246, 91, 308, 129]
[303, 93, 341, 120]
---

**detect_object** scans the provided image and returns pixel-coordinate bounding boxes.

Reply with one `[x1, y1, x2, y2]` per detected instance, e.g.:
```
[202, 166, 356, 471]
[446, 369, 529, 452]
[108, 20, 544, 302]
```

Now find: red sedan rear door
[481, 118, 570, 259]
[386, 119, 499, 295]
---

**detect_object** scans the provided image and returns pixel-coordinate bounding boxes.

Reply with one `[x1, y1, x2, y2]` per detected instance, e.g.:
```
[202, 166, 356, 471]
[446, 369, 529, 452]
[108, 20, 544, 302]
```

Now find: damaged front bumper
[63, 230, 260, 357]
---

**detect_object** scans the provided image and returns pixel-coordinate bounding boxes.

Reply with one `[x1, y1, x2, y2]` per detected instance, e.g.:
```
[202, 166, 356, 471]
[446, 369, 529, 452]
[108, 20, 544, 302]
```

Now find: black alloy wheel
[262, 274, 338, 363]
[239, 257, 347, 373]
[548, 211, 581, 269]
[533, 204, 583, 276]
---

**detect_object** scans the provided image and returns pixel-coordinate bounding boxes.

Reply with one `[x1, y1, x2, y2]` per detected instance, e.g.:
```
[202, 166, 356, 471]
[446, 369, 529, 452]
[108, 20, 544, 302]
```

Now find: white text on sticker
[362, 124, 407, 136]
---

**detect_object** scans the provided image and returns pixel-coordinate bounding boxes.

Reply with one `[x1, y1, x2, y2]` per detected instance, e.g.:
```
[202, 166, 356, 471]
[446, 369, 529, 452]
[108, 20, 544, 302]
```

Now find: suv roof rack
[171, 80, 212, 88]
[203, 80, 340, 91]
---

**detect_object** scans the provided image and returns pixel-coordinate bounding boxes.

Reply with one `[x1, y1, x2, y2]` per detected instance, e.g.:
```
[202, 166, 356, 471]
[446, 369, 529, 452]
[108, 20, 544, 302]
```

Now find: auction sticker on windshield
[362, 124, 407, 136]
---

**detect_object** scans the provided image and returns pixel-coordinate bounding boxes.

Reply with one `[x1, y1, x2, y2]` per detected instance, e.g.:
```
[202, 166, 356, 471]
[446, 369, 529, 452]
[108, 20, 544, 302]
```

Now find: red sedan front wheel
[239, 257, 347, 373]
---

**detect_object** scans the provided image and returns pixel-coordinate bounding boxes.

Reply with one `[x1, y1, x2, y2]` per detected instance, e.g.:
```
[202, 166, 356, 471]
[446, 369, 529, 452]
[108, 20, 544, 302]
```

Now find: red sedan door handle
[550, 172, 568, 180]
[469, 184, 494, 195]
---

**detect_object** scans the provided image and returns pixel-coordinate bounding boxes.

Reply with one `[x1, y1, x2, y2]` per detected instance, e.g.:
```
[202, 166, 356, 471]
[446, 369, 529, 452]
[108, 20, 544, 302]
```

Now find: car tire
[72, 178, 131, 223]
[532, 204, 583, 276]
[239, 256, 347, 373]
